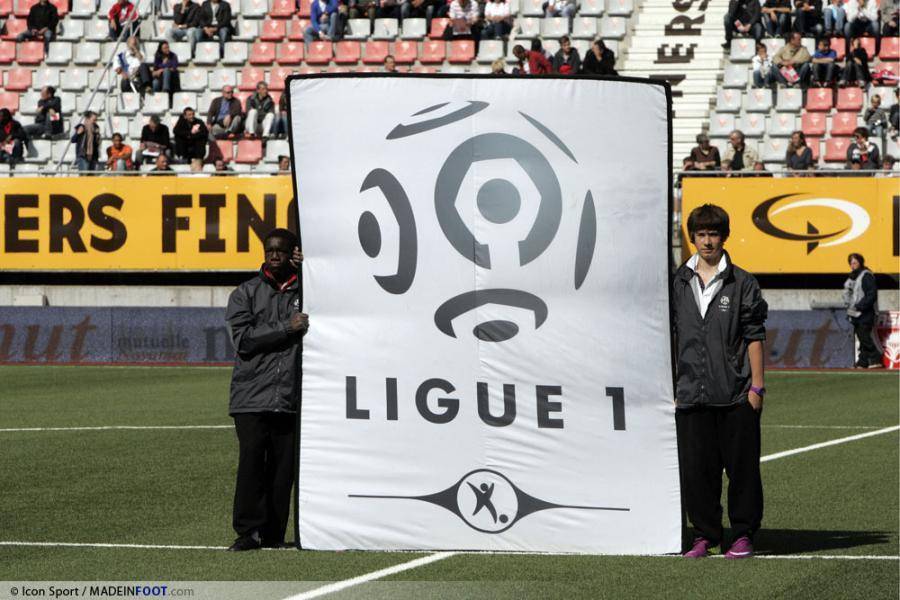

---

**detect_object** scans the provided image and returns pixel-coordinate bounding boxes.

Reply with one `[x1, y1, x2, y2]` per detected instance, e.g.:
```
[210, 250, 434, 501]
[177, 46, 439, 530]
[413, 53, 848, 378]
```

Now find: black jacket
[173, 1, 200, 27]
[226, 267, 302, 415]
[27, 1, 59, 31]
[34, 96, 61, 124]
[581, 47, 617, 75]
[728, 0, 761, 25]
[140, 123, 171, 147]
[198, 0, 233, 31]
[673, 253, 767, 408]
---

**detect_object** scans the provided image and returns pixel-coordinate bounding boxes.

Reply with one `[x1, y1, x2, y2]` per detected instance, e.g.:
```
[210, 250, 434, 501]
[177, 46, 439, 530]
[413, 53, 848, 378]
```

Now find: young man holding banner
[673, 204, 768, 559]
[224, 228, 307, 551]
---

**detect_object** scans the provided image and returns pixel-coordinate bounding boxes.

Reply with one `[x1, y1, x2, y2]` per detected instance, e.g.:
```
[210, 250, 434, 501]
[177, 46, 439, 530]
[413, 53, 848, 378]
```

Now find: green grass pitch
[0, 366, 897, 599]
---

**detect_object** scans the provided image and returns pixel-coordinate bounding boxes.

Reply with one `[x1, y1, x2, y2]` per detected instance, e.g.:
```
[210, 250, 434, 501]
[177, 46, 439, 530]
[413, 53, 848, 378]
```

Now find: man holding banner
[673, 204, 768, 559]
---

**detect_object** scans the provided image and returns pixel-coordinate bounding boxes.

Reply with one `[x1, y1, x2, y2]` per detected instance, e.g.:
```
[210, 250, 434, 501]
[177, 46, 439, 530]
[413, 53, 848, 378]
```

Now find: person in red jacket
[511, 41, 551, 74]
[108, 0, 140, 40]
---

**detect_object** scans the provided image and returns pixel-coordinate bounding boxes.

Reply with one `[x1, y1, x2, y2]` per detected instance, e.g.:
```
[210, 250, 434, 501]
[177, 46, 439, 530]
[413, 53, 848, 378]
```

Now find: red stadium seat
[0, 90, 19, 112]
[296, 66, 318, 74]
[801, 112, 827, 136]
[429, 18, 448, 39]
[236, 140, 263, 164]
[859, 37, 875, 60]
[327, 65, 351, 73]
[288, 17, 308, 40]
[0, 0, 11, 16]
[16, 40, 44, 64]
[410, 65, 437, 73]
[334, 40, 361, 64]
[420, 40, 445, 64]
[830, 112, 859, 136]
[0, 41, 13, 64]
[1, 16, 27, 40]
[207, 139, 234, 162]
[881, 37, 900, 60]
[829, 37, 845, 61]
[392, 40, 417, 64]
[277, 42, 303, 64]
[297, 0, 311, 18]
[260, 18, 287, 41]
[305, 40, 332, 65]
[13, 0, 37, 17]
[50, 0, 66, 16]
[805, 88, 833, 111]
[355, 65, 378, 73]
[806, 137, 820, 161]
[836, 87, 863, 111]
[234, 90, 252, 107]
[249, 42, 276, 65]
[5, 66, 31, 90]
[238, 66, 266, 90]
[823, 137, 851, 162]
[270, 0, 295, 18]
[362, 40, 388, 65]
[875, 62, 899, 85]
[448, 40, 474, 64]
[268, 66, 293, 90]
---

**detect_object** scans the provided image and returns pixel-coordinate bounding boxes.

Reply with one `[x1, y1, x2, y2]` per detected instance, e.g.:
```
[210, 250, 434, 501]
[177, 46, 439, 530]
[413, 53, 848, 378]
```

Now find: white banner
[290, 75, 678, 554]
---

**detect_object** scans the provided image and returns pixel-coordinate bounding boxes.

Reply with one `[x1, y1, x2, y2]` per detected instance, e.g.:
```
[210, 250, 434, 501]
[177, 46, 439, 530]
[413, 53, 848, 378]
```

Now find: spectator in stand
[152, 41, 181, 95]
[196, 0, 233, 58]
[401, 0, 434, 20]
[890, 89, 899, 136]
[350, 0, 378, 20]
[151, 153, 174, 172]
[17, 0, 59, 51]
[482, 0, 512, 39]
[581, 39, 617, 75]
[545, 0, 576, 19]
[751, 43, 774, 87]
[844, 0, 879, 42]
[824, 0, 846, 36]
[810, 37, 837, 86]
[792, 0, 822, 38]
[842, 253, 883, 369]
[278, 155, 291, 172]
[71, 111, 101, 171]
[0, 108, 26, 168]
[116, 36, 153, 95]
[865, 94, 888, 139]
[722, 130, 759, 172]
[761, 0, 791, 37]
[134, 115, 172, 164]
[881, 154, 896, 172]
[305, 0, 340, 45]
[752, 161, 773, 175]
[840, 37, 870, 87]
[108, 0, 140, 40]
[786, 130, 815, 172]
[771, 32, 811, 87]
[491, 58, 506, 74]
[207, 86, 243, 139]
[384, 54, 397, 72]
[377, 0, 402, 19]
[511, 43, 551, 74]
[443, 0, 481, 48]
[271, 92, 289, 138]
[214, 158, 231, 174]
[174, 106, 209, 171]
[23, 86, 62, 140]
[846, 126, 880, 169]
[724, 0, 762, 47]
[167, 0, 201, 52]
[105, 133, 134, 171]
[245, 82, 275, 139]
[689, 133, 721, 171]
[883, 0, 899, 36]
[552, 35, 581, 74]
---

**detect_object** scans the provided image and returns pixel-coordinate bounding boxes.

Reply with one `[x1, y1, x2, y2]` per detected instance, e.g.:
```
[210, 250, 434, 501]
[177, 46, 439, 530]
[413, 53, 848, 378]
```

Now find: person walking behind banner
[843, 253, 883, 368]
[673, 204, 768, 560]
[225, 228, 307, 551]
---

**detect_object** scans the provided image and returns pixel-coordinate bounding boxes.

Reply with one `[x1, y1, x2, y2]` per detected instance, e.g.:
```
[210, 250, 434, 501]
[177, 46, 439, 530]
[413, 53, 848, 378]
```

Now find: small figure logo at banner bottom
[350, 468, 628, 534]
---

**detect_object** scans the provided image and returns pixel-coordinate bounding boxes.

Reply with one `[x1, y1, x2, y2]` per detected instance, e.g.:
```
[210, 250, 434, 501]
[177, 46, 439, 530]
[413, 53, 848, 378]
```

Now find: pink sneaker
[683, 538, 711, 558]
[725, 536, 754, 559]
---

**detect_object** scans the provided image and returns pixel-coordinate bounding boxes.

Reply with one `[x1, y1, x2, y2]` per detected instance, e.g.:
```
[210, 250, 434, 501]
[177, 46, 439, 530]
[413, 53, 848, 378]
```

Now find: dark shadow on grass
[749, 529, 894, 555]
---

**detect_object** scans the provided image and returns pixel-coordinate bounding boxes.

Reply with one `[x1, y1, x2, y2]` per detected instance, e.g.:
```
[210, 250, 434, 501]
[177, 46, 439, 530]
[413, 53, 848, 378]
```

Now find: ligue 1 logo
[356, 101, 598, 342]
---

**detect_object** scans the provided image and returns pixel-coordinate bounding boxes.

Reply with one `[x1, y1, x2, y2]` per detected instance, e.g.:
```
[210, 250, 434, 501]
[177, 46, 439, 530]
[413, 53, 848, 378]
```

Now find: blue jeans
[152, 69, 177, 93]
[304, 13, 339, 45]
[753, 68, 775, 87]
[0, 140, 24, 166]
[270, 113, 289, 137]
[76, 157, 99, 171]
[16, 29, 53, 51]
[764, 12, 789, 37]
[772, 62, 810, 86]
[482, 20, 511, 39]
[845, 18, 878, 40]
[824, 6, 845, 35]
[193, 27, 230, 57]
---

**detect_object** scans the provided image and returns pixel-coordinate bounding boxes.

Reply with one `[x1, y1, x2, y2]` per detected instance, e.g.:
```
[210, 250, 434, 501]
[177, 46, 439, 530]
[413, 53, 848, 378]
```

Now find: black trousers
[852, 315, 882, 367]
[676, 401, 763, 547]
[232, 412, 296, 544]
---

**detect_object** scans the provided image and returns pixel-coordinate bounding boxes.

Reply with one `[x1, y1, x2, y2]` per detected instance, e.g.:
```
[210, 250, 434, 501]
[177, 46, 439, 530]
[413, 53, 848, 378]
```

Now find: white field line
[760, 425, 900, 463]
[0, 425, 232, 432]
[762, 425, 881, 430]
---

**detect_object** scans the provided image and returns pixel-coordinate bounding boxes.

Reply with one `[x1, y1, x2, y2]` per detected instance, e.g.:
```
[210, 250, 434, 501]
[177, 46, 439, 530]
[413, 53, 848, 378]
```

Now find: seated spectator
[270, 92, 289, 138]
[491, 58, 506, 74]
[890, 89, 899, 136]
[811, 37, 837, 86]
[722, 130, 759, 171]
[0, 108, 26, 168]
[751, 43, 774, 87]
[761, 0, 791, 37]
[377, 0, 402, 19]
[23, 86, 63, 140]
[552, 35, 581, 74]
[305, 0, 340, 45]
[689, 133, 721, 171]
[135, 115, 172, 164]
[840, 37, 870, 87]
[846, 126, 880, 169]
[174, 106, 208, 171]
[151, 153, 174, 172]
[245, 82, 275, 138]
[152, 42, 181, 95]
[106, 133, 134, 171]
[17, 0, 59, 51]
[786, 130, 815, 172]
[581, 39, 617, 75]
[108, 0, 140, 40]
[384, 54, 397, 72]
[207, 86, 243, 139]
[278, 155, 291, 172]
[71, 111, 101, 171]
[883, 0, 899, 36]
[865, 94, 888, 139]
[482, 0, 512, 39]
[511, 43, 551, 75]
[772, 32, 811, 87]
[116, 36, 153, 95]
[166, 0, 201, 52]
[544, 0, 576, 19]
[844, 0, 878, 41]
[214, 158, 231, 174]
[350, 0, 378, 20]
[793, 0, 822, 38]
[724, 0, 762, 47]
[443, 0, 481, 46]
[401, 0, 434, 20]
[881, 154, 896, 172]
[824, 0, 845, 36]
[752, 161, 772, 175]
[195, 0, 233, 58]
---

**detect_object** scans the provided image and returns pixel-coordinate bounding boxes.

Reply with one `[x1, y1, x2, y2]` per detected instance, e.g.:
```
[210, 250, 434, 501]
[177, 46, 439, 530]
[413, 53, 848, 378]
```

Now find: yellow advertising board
[1, 176, 296, 271]
[682, 177, 899, 274]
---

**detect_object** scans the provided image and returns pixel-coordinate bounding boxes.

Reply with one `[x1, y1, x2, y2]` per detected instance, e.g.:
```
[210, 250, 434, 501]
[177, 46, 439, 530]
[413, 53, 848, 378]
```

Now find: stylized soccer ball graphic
[357, 101, 597, 342]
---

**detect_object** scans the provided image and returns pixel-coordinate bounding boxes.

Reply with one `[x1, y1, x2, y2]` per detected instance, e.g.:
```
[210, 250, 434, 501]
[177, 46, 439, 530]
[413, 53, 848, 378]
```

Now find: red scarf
[263, 266, 297, 292]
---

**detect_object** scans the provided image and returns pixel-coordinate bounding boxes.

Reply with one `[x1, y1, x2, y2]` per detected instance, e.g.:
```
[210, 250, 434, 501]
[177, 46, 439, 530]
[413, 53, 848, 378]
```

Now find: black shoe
[261, 540, 292, 549]
[227, 536, 262, 552]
